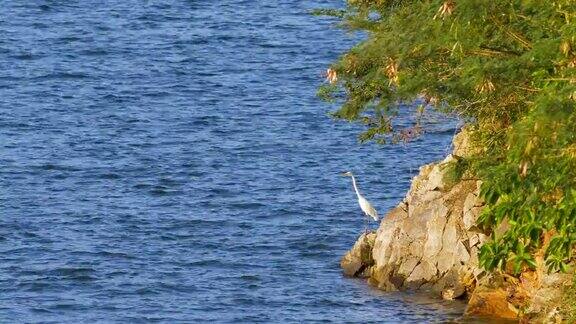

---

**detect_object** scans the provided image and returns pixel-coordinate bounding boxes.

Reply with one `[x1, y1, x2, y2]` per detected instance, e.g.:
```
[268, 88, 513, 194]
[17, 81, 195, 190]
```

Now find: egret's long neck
[351, 175, 361, 197]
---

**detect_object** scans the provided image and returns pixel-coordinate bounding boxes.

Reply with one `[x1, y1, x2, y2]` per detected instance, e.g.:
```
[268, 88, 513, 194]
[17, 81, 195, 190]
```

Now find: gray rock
[341, 232, 376, 277]
[341, 130, 487, 295]
[407, 260, 437, 284]
[425, 164, 448, 191]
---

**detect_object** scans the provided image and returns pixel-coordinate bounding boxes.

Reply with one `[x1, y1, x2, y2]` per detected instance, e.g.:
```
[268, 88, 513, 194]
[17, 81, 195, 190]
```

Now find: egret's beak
[340, 172, 349, 176]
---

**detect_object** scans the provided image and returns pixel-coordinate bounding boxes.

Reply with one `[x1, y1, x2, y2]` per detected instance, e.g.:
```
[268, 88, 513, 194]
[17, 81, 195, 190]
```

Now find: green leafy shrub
[319, 0, 576, 273]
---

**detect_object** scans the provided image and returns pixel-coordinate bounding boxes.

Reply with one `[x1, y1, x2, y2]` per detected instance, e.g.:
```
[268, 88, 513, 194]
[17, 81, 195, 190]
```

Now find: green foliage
[442, 156, 470, 188]
[320, 0, 576, 273]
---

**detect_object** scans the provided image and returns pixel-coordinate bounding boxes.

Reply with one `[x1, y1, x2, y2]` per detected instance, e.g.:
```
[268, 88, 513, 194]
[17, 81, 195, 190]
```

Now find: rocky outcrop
[340, 130, 575, 321]
[341, 129, 487, 296]
[350, 152, 487, 297]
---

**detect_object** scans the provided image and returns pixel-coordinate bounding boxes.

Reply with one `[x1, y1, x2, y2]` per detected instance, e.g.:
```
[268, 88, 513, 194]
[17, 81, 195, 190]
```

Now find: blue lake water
[0, 1, 464, 322]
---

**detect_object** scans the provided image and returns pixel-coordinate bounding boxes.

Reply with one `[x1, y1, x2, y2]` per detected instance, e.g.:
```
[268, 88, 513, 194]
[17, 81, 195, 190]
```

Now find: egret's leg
[368, 217, 375, 233]
[369, 216, 374, 233]
[364, 215, 368, 234]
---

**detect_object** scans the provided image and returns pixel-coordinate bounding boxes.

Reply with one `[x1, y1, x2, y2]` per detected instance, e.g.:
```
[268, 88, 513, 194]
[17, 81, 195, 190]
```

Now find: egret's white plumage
[342, 172, 379, 230]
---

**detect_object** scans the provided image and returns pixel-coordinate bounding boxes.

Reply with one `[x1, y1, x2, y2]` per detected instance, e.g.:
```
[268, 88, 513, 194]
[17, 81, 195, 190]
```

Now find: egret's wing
[366, 202, 378, 221]
[359, 196, 379, 221]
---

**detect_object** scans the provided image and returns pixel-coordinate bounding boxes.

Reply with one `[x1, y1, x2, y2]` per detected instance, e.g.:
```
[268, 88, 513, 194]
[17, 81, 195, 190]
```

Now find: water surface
[0, 1, 463, 322]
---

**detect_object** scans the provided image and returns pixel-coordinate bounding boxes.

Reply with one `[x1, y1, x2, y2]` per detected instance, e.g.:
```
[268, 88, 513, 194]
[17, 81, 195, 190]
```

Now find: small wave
[71, 250, 135, 260]
[149, 186, 183, 196]
[134, 287, 161, 296]
[30, 308, 52, 314]
[206, 187, 234, 198]
[187, 259, 226, 267]
[78, 49, 109, 56]
[238, 274, 260, 282]
[33, 72, 91, 80]
[228, 202, 265, 210]
[56, 36, 82, 42]
[31, 163, 81, 172]
[49, 303, 83, 310]
[10, 53, 41, 60]
[142, 91, 171, 98]
[133, 183, 151, 189]
[97, 173, 121, 179]
[48, 267, 97, 281]
[100, 94, 137, 102]
[158, 282, 197, 293]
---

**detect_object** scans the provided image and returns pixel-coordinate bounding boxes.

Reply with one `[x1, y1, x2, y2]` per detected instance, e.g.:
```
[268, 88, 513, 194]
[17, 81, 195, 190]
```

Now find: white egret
[341, 171, 379, 232]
